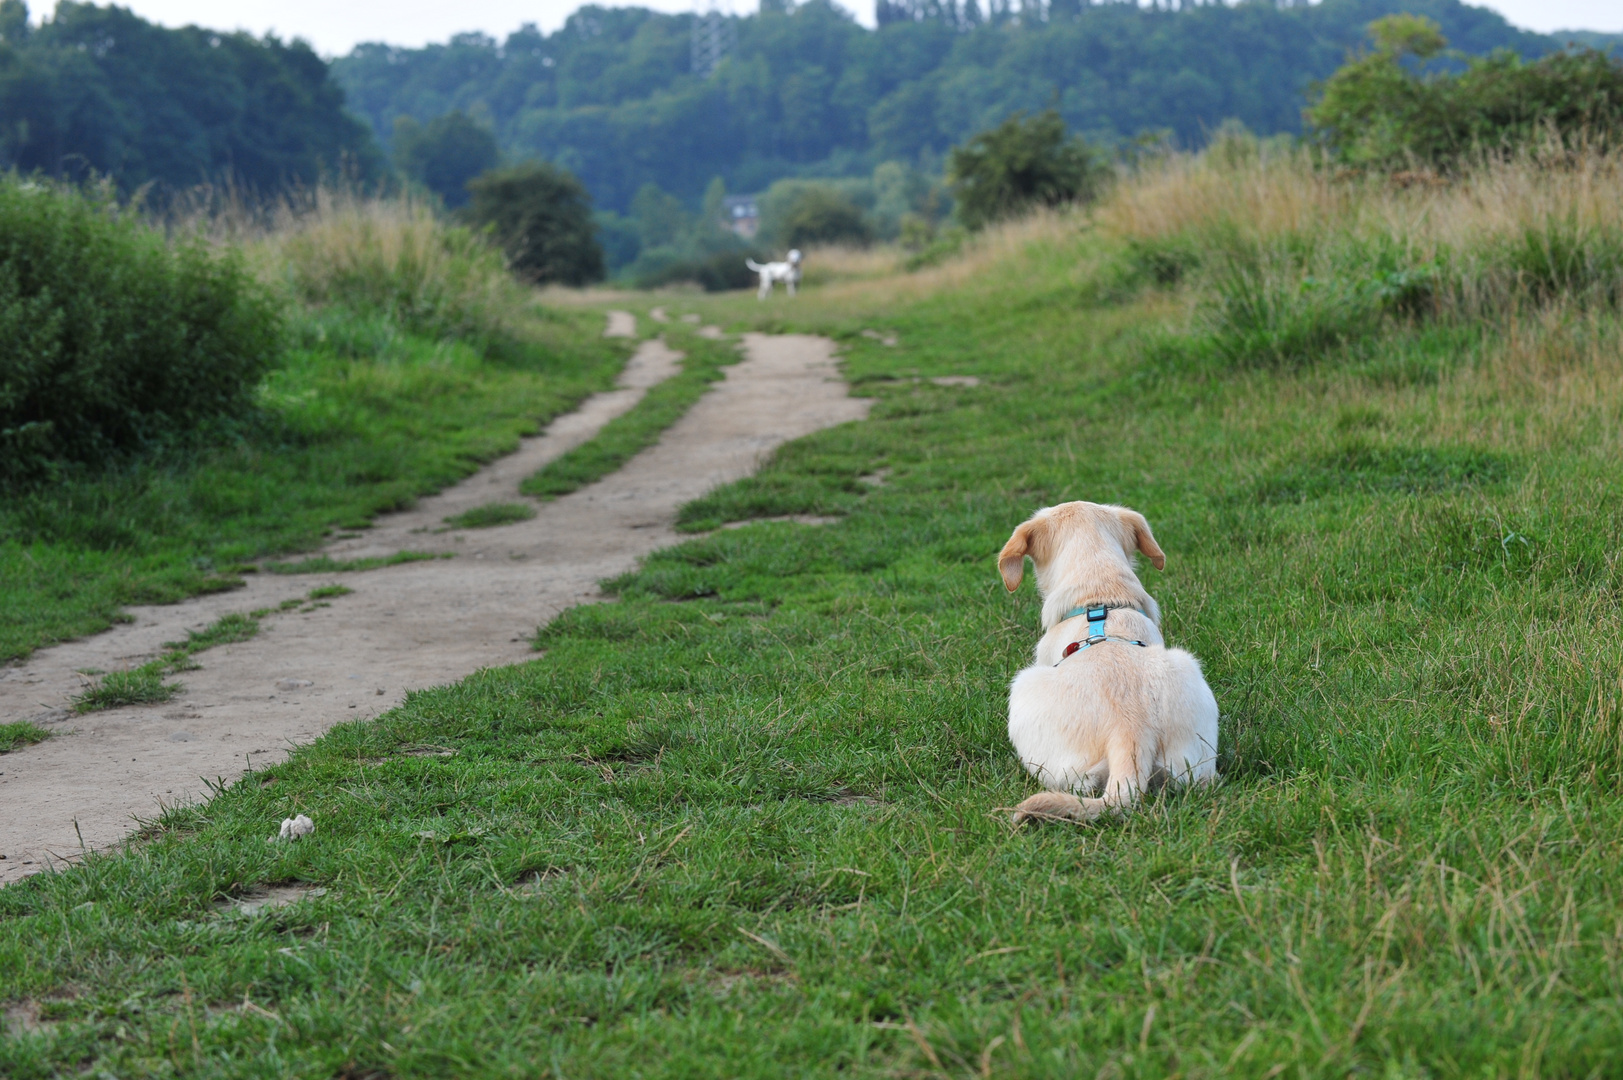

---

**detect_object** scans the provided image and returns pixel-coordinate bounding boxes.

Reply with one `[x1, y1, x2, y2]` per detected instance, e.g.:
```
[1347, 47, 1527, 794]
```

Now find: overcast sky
[59, 0, 1623, 57]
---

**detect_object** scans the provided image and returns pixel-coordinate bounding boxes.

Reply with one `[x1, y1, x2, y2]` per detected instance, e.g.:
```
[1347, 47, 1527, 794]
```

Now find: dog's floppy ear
[998, 516, 1046, 592]
[1117, 508, 1166, 571]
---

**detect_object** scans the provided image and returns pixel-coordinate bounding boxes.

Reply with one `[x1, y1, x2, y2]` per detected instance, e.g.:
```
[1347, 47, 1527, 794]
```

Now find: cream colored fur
[999, 501, 1218, 823]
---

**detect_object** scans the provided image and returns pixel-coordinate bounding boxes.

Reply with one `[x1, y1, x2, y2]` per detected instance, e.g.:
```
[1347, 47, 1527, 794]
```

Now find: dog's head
[997, 501, 1165, 595]
[788, 249, 802, 265]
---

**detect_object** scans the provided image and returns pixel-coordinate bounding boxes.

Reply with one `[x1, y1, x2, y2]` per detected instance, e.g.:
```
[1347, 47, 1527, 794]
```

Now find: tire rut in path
[0, 324, 868, 885]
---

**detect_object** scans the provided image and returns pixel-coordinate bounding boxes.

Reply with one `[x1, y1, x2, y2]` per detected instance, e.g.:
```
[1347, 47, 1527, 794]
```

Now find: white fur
[999, 501, 1218, 822]
[277, 814, 315, 841]
[745, 249, 802, 299]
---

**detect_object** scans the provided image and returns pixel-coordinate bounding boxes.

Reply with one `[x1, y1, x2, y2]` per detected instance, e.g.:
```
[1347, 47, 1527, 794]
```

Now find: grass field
[5, 149, 1623, 1076]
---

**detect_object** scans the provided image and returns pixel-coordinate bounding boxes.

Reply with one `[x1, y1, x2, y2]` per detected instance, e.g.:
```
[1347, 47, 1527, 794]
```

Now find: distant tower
[691, 0, 735, 78]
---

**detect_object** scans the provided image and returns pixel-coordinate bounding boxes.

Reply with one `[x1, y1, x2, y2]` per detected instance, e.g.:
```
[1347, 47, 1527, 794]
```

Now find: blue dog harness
[1056, 604, 1149, 664]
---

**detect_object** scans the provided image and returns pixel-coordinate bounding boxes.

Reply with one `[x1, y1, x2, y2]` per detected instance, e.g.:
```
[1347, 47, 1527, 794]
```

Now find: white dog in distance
[746, 250, 802, 299]
[999, 501, 1219, 823]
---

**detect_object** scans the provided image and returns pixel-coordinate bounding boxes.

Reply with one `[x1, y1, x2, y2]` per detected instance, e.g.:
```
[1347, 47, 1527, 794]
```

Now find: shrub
[0, 177, 281, 482]
[948, 110, 1107, 230]
[780, 187, 872, 248]
[463, 162, 605, 286]
[1309, 17, 1623, 171]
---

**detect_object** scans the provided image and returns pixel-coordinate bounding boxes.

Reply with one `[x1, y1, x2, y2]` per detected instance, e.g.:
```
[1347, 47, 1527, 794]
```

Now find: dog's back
[1008, 640, 1216, 799]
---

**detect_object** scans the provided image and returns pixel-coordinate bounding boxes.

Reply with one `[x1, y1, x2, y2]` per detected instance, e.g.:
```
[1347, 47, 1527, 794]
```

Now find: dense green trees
[1308, 16, 1623, 169]
[394, 111, 498, 207]
[0, 2, 381, 194]
[332, 0, 1577, 216]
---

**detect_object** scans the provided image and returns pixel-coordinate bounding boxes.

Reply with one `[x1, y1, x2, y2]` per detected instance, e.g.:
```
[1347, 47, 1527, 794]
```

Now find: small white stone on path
[603, 310, 636, 338]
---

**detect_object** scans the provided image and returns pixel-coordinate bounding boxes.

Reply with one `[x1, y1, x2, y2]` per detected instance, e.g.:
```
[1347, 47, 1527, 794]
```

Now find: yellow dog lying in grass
[999, 501, 1219, 822]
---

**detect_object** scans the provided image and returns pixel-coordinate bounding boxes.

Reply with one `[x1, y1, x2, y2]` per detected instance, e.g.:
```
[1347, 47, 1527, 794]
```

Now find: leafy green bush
[948, 110, 1107, 230]
[779, 186, 872, 248]
[0, 177, 281, 482]
[463, 162, 604, 286]
[1309, 16, 1623, 171]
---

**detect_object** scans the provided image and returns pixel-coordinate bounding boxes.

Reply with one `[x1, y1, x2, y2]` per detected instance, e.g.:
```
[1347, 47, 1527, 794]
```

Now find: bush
[948, 110, 1107, 230]
[780, 187, 872, 248]
[0, 177, 281, 482]
[1309, 17, 1623, 171]
[463, 162, 604, 286]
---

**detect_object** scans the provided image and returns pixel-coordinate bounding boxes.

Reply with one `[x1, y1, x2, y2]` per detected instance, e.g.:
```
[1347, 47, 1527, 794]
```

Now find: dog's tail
[1009, 790, 1114, 824]
[745, 259, 765, 272]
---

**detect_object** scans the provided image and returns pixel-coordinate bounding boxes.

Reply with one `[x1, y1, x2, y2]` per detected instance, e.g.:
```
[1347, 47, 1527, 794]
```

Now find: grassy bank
[4, 150, 1623, 1076]
[0, 194, 628, 662]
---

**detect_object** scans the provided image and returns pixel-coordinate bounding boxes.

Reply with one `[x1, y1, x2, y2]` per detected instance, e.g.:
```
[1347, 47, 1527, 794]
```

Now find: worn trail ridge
[0, 319, 867, 884]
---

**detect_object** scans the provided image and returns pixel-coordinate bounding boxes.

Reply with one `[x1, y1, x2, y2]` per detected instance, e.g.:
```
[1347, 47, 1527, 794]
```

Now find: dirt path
[0, 323, 868, 885]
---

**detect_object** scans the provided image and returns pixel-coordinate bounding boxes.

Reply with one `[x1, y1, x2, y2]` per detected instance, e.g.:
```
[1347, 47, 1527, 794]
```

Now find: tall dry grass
[798, 243, 904, 285]
[1100, 139, 1623, 323]
[808, 210, 1086, 309]
[174, 186, 539, 348]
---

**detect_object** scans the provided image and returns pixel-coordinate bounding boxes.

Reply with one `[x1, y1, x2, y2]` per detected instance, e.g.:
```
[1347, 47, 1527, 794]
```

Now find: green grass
[6, 219, 1623, 1077]
[74, 592, 345, 714]
[0, 721, 50, 753]
[520, 326, 741, 499]
[442, 502, 538, 529]
[263, 551, 451, 575]
[0, 305, 627, 662]
[72, 665, 179, 712]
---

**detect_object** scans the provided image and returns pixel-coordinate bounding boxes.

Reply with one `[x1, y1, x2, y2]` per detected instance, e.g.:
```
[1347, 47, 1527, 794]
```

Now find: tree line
[2, 0, 1620, 288]
[0, 2, 382, 195]
[334, 0, 1588, 215]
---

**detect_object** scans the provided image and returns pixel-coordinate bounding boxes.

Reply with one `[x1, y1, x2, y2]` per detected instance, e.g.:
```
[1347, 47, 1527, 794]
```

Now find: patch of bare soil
[0, 319, 867, 885]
